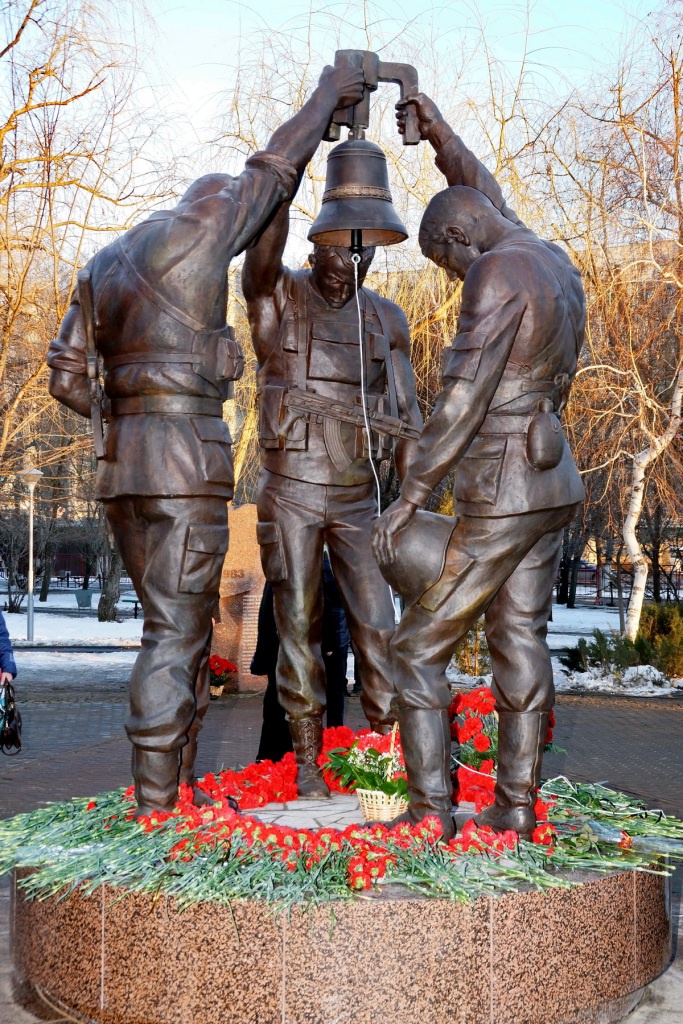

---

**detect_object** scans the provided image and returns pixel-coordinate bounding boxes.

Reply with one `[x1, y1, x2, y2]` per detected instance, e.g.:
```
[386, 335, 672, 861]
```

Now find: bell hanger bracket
[324, 50, 420, 145]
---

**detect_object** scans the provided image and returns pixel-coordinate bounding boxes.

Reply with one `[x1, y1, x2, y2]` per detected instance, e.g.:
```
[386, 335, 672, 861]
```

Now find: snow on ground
[13, 649, 138, 687]
[6, 610, 142, 646]
[549, 604, 622, 633]
[3, 600, 621, 649]
[448, 662, 683, 698]
[5, 598, 680, 697]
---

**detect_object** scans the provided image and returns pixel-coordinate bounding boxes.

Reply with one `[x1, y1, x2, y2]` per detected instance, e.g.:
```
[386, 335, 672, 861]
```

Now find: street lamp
[16, 467, 44, 642]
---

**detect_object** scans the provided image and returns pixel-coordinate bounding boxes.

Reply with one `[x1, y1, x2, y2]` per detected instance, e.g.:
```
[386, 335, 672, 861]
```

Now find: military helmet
[379, 510, 456, 607]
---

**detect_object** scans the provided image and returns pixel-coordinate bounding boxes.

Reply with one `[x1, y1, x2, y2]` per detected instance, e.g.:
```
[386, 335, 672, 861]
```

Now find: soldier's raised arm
[265, 64, 364, 177]
[179, 66, 366, 261]
[397, 93, 524, 227]
[242, 200, 292, 363]
[243, 201, 290, 304]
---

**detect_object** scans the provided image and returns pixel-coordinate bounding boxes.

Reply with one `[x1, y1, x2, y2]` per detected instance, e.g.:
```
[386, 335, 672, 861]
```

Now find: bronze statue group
[48, 64, 584, 843]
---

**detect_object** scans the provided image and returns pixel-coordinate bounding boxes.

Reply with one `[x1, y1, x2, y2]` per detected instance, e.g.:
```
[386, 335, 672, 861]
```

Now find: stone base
[8, 783, 674, 1023]
[10, 859, 672, 1024]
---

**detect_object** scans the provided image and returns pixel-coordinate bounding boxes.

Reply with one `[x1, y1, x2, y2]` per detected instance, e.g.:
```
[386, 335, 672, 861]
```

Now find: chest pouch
[526, 398, 564, 471]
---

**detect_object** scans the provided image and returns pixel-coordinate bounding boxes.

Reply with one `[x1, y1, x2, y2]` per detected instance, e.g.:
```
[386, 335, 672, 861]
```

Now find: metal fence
[556, 565, 683, 606]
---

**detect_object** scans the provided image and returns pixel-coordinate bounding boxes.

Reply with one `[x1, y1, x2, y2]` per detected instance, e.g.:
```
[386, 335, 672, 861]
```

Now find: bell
[308, 138, 408, 247]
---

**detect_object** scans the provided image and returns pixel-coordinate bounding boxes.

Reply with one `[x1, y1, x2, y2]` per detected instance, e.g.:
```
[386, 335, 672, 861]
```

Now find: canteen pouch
[526, 399, 564, 471]
[0, 682, 22, 755]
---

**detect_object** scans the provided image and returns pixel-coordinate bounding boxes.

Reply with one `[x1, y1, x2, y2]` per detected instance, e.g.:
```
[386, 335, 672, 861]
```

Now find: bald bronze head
[419, 186, 510, 280]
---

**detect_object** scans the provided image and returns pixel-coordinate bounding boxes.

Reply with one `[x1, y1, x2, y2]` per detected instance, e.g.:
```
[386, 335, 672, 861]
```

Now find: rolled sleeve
[245, 151, 298, 202]
[47, 301, 87, 377]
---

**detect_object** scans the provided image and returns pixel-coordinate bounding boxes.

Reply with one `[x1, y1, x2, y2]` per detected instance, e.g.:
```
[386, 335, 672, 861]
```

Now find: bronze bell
[308, 138, 408, 248]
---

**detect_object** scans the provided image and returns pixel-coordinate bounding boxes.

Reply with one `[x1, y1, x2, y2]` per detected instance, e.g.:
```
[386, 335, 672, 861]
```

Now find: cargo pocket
[179, 523, 229, 594]
[256, 521, 287, 582]
[454, 437, 507, 506]
[192, 417, 233, 486]
[442, 332, 488, 382]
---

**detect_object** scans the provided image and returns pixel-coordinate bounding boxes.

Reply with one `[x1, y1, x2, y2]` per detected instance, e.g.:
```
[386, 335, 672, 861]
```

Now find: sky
[124, 0, 656, 260]
[141, 0, 651, 136]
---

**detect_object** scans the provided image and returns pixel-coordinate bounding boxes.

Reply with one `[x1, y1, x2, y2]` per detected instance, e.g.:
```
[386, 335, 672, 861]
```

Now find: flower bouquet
[449, 686, 557, 810]
[208, 655, 238, 698]
[324, 722, 409, 821]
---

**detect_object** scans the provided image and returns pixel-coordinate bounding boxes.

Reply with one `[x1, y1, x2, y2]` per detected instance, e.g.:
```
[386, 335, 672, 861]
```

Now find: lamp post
[16, 468, 44, 642]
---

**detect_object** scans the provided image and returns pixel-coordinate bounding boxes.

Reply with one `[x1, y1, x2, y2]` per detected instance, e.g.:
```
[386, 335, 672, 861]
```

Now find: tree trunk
[616, 546, 626, 634]
[567, 555, 581, 609]
[39, 546, 52, 602]
[623, 369, 683, 639]
[98, 545, 123, 622]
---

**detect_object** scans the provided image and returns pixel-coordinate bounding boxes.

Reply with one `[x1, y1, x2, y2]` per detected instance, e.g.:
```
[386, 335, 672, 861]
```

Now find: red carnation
[531, 823, 556, 846]
[473, 733, 491, 753]
[459, 716, 484, 742]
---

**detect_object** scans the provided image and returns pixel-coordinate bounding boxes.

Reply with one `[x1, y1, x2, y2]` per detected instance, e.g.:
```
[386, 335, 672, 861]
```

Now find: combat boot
[375, 708, 455, 841]
[289, 716, 330, 799]
[132, 747, 181, 819]
[474, 710, 549, 839]
[179, 727, 215, 807]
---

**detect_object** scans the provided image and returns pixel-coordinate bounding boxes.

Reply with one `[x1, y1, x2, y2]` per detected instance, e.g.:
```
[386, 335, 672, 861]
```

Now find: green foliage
[324, 747, 409, 798]
[559, 603, 683, 678]
[453, 617, 491, 676]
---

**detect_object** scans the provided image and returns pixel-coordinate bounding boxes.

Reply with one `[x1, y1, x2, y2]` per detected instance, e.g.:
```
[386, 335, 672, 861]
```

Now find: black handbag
[0, 681, 22, 755]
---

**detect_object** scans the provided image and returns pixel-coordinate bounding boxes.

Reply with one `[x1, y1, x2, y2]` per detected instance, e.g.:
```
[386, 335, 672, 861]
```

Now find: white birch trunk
[623, 368, 683, 640]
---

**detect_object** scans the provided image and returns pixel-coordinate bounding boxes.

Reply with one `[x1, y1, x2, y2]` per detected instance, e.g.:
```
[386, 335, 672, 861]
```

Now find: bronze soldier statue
[242, 199, 422, 797]
[373, 94, 585, 839]
[47, 64, 366, 817]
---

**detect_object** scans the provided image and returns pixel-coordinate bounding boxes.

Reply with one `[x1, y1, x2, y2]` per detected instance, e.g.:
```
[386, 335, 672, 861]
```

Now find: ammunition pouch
[257, 384, 307, 451]
[355, 393, 392, 461]
[193, 326, 244, 389]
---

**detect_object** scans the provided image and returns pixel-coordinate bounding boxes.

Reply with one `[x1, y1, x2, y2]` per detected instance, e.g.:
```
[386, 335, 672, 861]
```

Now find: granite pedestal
[10, 796, 673, 1024]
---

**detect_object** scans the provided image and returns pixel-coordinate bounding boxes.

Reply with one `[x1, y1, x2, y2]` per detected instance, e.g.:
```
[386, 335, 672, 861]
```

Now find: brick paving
[1, 684, 682, 1021]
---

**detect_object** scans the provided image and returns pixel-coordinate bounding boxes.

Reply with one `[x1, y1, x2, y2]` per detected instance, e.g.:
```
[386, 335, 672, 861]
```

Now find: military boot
[179, 726, 215, 807]
[474, 710, 549, 839]
[289, 716, 330, 799]
[375, 708, 455, 841]
[132, 747, 181, 819]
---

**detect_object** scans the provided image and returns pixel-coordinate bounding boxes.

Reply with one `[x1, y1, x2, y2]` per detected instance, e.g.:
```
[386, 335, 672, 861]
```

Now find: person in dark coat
[0, 610, 17, 684]
[253, 555, 350, 762]
[321, 553, 350, 728]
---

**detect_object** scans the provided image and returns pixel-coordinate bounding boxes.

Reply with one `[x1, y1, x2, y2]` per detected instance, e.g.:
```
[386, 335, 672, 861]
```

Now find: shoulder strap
[293, 270, 309, 389]
[363, 290, 399, 421]
[115, 236, 207, 334]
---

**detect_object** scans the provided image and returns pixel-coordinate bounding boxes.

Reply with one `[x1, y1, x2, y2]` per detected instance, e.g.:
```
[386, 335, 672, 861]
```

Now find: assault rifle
[279, 387, 420, 473]
[77, 268, 105, 460]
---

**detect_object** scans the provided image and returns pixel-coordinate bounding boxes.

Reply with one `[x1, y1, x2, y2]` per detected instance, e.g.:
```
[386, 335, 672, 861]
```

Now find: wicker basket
[356, 788, 408, 822]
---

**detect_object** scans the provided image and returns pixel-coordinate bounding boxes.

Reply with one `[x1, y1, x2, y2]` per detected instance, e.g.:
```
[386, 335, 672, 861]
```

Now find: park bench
[121, 595, 142, 619]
